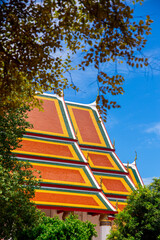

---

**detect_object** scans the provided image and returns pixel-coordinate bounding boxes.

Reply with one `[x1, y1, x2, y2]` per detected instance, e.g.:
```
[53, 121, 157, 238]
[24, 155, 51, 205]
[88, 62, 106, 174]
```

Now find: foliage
[19, 213, 97, 240]
[0, 0, 153, 119]
[0, 105, 31, 168]
[107, 178, 160, 240]
[0, 162, 43, 240]
[0, 106, 42, 240]
[149, 177, 160, 192]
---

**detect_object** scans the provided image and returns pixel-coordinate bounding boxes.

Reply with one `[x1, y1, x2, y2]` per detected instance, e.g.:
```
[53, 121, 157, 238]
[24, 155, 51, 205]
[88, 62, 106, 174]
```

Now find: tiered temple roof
[14, 94, 143, 216]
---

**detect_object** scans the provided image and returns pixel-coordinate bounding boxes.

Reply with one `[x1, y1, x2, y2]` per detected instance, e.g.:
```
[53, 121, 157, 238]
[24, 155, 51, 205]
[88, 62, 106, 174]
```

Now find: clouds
[142, 177, 153, 185]
[145, 122, 160, 136]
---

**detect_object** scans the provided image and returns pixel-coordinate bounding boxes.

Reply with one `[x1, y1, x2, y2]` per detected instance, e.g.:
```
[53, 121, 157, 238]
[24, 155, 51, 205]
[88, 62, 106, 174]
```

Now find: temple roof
[124, 162, 144, 188]
[14, 93, 143, 215]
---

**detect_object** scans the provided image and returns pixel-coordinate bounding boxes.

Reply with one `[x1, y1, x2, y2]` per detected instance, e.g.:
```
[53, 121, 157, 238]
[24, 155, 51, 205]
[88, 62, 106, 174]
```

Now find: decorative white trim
[99, 193, 116, 212]
[61, 97, 76, 139]
[39, 92, 57, 97]
[85, 166, 101, 189]
[17, 157, 87, 167]
[65, 100, 96, 107]
[74, 142, 88, 163]
[126, 175, 136, 189]
[95, 108, 114, 150]
[107, 197, 127, 202]
[41, 92, 64, 101]
[112, 152, 128, 173]
[87, 101, 97, 110]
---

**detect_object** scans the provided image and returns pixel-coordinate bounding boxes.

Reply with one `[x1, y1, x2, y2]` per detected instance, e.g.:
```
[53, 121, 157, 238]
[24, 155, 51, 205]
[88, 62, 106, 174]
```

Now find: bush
[20, 213, 97, 240]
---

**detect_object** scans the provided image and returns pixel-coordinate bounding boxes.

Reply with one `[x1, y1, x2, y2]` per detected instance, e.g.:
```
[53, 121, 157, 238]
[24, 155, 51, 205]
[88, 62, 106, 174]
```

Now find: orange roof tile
[33, 188, 116, 213]
[26, 160, 98, 188]
[26, 95, 75, 139]
[82, 150, 125, 172]
[94, 174, 135, 196]
[14, 137, 81, 161]
[66, 103, 112, 148]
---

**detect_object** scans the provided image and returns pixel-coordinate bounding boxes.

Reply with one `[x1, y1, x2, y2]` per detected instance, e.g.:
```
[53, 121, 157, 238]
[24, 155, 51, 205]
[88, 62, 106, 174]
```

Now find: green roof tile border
[129, 166, 143, 186]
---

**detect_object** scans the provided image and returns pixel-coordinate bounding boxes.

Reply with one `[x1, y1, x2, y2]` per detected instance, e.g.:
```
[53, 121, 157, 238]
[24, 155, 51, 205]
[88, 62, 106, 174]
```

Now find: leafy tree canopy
[0, 105, 31, 168]
[0, 106, 42, 240]
[0, 0, 152, 119]
[19, 214, 97, 240]
[108, 178, 160, 240]
[0, 162, 43, 240]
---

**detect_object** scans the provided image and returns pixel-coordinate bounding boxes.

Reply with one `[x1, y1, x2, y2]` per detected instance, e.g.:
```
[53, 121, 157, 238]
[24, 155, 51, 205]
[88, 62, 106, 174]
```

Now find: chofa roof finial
[113, 139, 115, 149]
[134, 151, 137, 165]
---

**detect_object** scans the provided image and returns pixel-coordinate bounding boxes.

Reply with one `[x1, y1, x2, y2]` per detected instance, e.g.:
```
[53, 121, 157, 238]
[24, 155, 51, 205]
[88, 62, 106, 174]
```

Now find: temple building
[13, 94, 143, 240]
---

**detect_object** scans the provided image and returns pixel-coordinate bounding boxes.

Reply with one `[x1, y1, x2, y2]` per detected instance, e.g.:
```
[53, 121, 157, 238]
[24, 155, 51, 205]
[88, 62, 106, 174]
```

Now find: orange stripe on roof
[15, 138, 79, 160]
[95, 176, 132, 195]
[89, 153, 113, 168]
[82, 151, 119, 171]
[118, 204, 127, 211]
[30, 163, 93, 187]
[33, 165, 85, 183]
[103, 179, 128, 192]
[20, 139, 72, 157]
[34, 192, 99, 206]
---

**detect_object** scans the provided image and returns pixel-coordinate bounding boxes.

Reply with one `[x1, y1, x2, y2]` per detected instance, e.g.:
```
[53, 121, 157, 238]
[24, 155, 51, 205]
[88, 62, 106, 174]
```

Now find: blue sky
[62, 0, 160, 185]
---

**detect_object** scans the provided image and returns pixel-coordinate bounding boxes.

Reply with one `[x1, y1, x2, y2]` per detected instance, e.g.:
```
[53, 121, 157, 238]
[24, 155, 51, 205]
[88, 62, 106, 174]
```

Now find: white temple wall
[100, 225, 111, 240]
